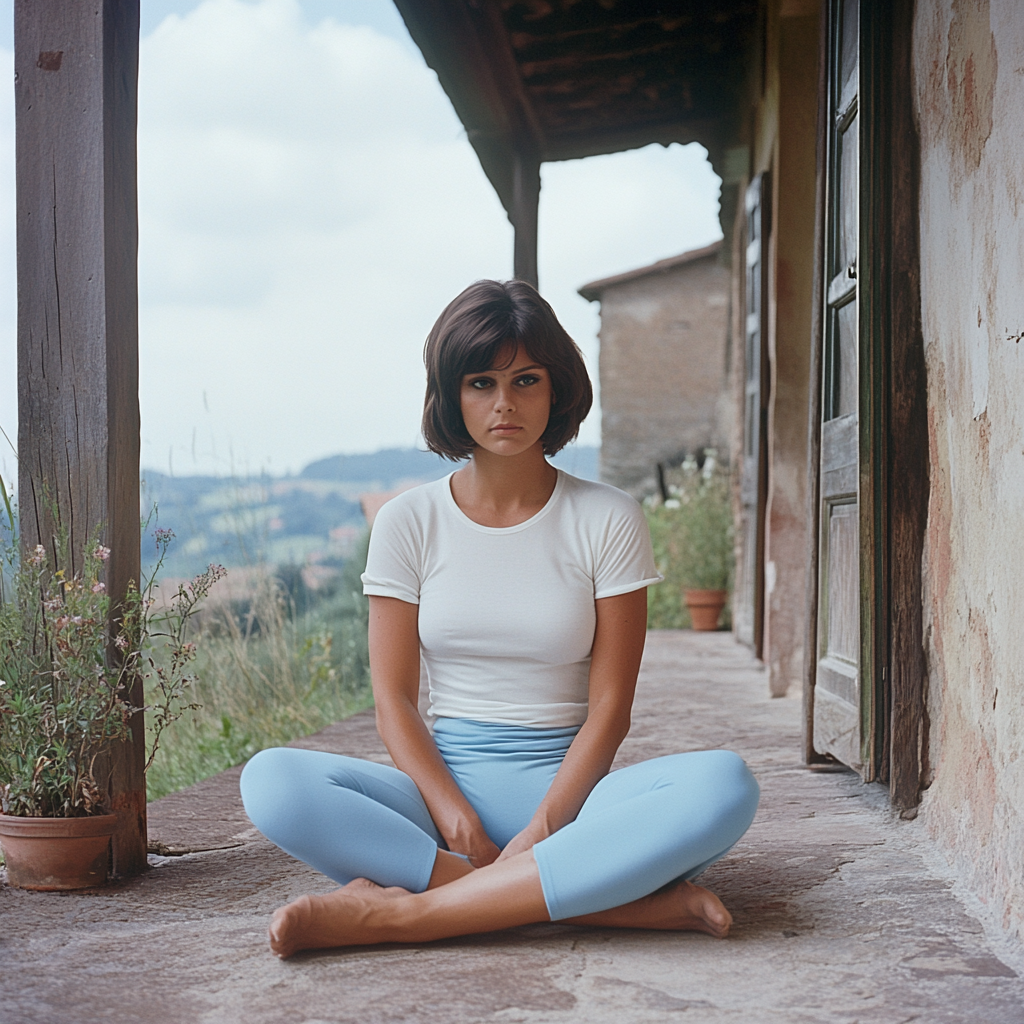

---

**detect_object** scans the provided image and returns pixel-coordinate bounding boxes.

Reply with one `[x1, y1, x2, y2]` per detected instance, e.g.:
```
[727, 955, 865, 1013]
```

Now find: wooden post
[15, 0, 146, 874]
[512, 151, 540, 289]
[863, 0, 929, 811]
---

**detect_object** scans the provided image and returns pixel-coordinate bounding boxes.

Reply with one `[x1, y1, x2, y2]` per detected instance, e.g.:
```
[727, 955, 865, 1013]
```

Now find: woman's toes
[268, 895, 313, 958]
[699, 895, 732, 937]
[674, 881, 732, 937]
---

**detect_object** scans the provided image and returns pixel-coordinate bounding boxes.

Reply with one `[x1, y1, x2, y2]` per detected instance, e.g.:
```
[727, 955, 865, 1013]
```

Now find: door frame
[804, 0, 928, 807]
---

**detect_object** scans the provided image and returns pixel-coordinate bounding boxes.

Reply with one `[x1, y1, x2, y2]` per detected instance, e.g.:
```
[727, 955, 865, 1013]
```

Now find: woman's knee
[700, 750, 760, 841]
[658, 749, 760, 839]
[700, 749, 758, 807]
[240, 747, 321, 836]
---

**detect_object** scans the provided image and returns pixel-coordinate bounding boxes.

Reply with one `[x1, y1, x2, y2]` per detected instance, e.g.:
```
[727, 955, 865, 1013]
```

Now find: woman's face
[459, 343, 553, 458]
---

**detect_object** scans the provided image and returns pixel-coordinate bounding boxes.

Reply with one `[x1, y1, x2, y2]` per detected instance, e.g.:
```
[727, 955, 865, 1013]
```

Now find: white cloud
[137, 0, 512, 474]
[0, 0, 722, 481]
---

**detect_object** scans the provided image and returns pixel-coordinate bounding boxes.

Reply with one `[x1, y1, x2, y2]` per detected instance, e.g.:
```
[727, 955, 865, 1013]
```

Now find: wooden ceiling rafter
[393, 0, 546, 213]
[393, 0, 757, 218]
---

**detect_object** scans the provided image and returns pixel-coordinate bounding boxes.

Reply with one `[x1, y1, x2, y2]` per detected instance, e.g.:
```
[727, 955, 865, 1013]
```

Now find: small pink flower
[92, 582, 105, 594]
[154, 528, 175, 549]
[94, 545, 111, 561]
[114, 635, 129, 650]
[29, 545, 46, 566]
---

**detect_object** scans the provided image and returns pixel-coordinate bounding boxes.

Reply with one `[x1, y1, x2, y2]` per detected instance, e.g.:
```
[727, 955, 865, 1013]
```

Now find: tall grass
[144, 536, 373, 800]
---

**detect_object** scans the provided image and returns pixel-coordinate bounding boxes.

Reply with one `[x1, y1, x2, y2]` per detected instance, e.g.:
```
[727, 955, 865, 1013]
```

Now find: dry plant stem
[268, 849, 732, 958]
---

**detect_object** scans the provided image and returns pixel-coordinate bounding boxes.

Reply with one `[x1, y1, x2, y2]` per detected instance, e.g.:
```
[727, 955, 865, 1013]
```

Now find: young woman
[240, 280, 759, 959]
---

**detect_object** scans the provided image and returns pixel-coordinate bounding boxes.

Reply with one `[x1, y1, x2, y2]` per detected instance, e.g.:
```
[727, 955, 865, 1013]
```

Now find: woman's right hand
[370, 597, 501, 869]
[446, 820, 501, 868]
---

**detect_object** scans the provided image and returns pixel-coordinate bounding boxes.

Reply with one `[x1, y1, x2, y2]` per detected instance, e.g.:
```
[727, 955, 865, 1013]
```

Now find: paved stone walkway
[2, 632, 1023, 1023]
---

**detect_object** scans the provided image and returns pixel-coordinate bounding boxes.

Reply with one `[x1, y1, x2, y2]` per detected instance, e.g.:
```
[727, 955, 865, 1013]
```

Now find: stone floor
[2, 631, 1023, 1024]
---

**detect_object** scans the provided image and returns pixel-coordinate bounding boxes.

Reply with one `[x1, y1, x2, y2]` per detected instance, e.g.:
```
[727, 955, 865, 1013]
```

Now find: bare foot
[268, 878, 409, 959]
[566, 880, 733, 938]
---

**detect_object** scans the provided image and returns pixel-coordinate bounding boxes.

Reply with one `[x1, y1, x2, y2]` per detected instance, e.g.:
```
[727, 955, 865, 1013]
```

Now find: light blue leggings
[240, 718, 759, 921]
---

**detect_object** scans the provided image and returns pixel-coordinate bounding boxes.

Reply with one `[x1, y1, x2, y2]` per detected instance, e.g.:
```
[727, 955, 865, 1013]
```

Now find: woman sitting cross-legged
[240, 279, 760, 958]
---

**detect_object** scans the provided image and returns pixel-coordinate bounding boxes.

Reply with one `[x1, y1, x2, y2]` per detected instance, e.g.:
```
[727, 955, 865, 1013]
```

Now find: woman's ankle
[428, 849, 476, 888]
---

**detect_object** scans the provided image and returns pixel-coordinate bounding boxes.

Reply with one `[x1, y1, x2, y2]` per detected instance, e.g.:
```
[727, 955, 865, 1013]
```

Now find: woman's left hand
[497, 821, 550, 861]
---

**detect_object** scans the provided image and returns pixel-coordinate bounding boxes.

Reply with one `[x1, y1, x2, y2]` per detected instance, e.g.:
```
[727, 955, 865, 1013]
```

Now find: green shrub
[644, 461, 733, 630]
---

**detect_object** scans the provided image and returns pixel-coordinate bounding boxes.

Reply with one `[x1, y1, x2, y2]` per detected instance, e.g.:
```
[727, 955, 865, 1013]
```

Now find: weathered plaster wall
[731, 2, 818, 694]
[597, 258, 731, 497]
[914, 0, 1024, 945]
[762, 13, 818, 697]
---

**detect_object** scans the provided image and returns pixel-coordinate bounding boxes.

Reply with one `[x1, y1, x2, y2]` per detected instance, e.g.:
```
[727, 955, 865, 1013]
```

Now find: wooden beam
[393, 0, 752, 218]
[862, 0, 929, 812]
[15, 0, 145, 874]
[511, 151, 540, 289]
[392, 0, 544, 215]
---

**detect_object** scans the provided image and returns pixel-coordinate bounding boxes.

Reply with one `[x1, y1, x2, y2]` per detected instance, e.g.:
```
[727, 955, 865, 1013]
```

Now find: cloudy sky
[0, 0, 722, 483]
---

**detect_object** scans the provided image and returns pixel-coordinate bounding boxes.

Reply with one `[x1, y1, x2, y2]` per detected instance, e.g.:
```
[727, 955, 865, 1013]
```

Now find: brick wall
[593, 255, 732, 497]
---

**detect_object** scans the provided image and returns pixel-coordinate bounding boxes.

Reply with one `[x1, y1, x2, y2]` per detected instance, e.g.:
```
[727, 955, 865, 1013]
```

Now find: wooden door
[812, 0, 869, 774]
[736, 173, 770, 655]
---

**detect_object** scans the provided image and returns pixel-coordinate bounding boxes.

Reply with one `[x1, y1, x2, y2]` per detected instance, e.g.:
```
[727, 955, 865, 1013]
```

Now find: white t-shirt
[361, 469, 662, 728]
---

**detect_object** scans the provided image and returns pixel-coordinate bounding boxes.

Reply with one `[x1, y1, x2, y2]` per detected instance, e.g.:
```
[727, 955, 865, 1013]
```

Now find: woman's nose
[493, 386, 515, 411]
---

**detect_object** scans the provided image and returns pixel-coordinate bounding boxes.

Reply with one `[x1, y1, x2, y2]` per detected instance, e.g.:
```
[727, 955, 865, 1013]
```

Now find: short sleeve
[593, 498, 664, 599]
[361, 497, 422, 605]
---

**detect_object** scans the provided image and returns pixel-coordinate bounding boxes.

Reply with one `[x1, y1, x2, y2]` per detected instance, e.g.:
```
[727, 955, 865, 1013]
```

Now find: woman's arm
[496, 586, 648, 860]
[368, 595, 501, 868]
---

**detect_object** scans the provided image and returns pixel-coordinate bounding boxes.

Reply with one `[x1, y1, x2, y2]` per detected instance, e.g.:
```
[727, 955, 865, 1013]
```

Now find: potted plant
[675, 465, 733, 630]
[0, 483, 224, 890]
[644, 459, 734, 631]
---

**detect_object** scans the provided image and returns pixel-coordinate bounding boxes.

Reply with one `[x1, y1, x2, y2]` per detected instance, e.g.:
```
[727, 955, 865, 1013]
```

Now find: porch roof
[391, 0, 758, 216]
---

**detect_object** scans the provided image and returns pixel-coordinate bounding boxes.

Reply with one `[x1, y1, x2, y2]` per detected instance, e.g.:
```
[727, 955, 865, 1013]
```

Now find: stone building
[578, 241, 730, 498]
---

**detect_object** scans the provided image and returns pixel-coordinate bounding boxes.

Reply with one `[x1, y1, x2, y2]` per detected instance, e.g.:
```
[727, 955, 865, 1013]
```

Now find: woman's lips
[491, 424, 522, 433]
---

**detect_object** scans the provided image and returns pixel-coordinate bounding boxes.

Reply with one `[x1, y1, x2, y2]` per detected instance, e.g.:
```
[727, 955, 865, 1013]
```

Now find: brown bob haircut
[422, 279, 593, 460]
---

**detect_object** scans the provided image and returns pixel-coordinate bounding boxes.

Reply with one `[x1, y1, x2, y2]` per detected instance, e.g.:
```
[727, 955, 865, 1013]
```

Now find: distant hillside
[301, 447, 451, 485]
[142, 445, 598, 578]
[300, 444, 598, 486]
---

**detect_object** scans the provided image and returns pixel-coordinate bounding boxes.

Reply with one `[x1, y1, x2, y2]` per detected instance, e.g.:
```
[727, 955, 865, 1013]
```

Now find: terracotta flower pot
[683, 588, 728, 631]
[0, 812, 117, 890]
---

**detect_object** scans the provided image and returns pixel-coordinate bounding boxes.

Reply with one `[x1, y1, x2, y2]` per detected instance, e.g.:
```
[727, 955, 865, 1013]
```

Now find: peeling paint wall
[914, 0, 1024, 946]
[762, 13, 818, 697]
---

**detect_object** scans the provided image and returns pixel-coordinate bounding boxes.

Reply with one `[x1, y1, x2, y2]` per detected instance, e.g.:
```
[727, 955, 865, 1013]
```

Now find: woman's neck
[449, 445, 558, 528]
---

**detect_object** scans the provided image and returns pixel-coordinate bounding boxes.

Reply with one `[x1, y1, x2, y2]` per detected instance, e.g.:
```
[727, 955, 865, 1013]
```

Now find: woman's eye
[515, 375, 541, 386]
[468, 378, 493, 389]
